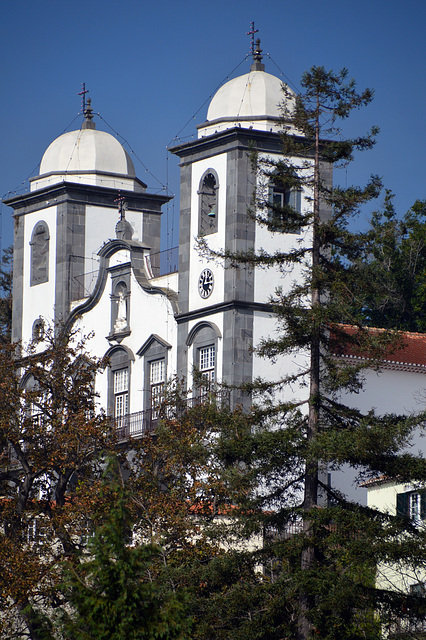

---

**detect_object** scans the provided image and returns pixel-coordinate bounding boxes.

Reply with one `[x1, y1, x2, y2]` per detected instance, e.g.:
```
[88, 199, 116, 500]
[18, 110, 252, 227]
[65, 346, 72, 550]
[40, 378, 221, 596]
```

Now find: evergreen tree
[362, 193, 426, 332]
[196, 67, 426, 640]
[59, 456, 191, 640]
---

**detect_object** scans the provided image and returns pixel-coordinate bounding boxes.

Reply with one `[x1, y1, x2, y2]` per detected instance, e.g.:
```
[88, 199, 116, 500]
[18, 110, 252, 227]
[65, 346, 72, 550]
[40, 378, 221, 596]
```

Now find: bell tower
[170, 41, 303, 401]
[5, 100, 170, 343]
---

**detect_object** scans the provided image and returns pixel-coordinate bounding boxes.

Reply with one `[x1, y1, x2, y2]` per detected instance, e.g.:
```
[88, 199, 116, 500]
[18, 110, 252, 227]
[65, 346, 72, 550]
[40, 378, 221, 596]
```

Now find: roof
[207, 70, 288, 122]
[40, 128, 135, 177]
[360, 475, 393, 488]
[197, 67, 296, 139]
[333, 326, 426, 374]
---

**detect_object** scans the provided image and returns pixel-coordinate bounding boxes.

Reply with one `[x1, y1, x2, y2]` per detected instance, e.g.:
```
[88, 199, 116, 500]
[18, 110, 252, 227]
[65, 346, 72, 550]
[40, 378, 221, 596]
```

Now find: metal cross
[246, 21, 259, 55]
[78, 83, 89, 113]
[114, 192, 126, 220]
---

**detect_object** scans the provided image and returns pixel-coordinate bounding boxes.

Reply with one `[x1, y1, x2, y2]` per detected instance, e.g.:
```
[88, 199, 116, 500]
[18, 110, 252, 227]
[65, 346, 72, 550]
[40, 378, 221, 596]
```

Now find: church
[5, 42, 316, 436]
[4, 43, 426, 505]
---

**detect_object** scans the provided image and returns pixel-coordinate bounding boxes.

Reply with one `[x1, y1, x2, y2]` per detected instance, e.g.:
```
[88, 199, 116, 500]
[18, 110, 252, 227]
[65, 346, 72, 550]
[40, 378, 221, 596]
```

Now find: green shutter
[396, 492, 409, 518]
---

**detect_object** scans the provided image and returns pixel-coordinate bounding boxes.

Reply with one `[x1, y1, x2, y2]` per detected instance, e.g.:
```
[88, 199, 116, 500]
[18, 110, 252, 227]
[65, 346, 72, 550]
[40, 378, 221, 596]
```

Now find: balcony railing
[113, 391, 231, 441]
[389, 619, 426, 637]
[114, 409, 157, 440]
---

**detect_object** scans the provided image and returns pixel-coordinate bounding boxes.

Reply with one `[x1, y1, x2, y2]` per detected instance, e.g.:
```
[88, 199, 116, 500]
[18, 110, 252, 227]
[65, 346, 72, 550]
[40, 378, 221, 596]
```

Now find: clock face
[198, 268, 214, 299]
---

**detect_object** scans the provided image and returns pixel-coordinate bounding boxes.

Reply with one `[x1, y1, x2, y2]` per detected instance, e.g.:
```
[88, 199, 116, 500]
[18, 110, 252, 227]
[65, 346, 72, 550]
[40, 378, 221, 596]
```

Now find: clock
[198, 268, 214, 299]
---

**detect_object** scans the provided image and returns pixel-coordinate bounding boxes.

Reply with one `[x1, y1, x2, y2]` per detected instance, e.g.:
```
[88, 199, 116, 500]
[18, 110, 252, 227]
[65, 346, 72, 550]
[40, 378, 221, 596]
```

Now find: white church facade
[4, 45, 426, 506]
[6, 45, 319, 436]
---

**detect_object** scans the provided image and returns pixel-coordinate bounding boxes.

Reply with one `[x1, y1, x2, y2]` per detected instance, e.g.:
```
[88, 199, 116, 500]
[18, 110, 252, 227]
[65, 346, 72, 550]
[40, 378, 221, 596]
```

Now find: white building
[5, 43, 320, 436]
[4, 44, 425, 504]
[364, 476, 426, 635]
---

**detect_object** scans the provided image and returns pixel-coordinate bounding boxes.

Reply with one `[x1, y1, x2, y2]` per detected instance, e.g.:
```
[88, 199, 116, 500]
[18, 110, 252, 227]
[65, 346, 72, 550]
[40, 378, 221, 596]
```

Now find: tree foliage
[0, 245, 12, 344]
[196, 66, 426, 639]
[0, 327, 115, 639]
[59, 456, 191, 640]
[362, 193, 426, 332]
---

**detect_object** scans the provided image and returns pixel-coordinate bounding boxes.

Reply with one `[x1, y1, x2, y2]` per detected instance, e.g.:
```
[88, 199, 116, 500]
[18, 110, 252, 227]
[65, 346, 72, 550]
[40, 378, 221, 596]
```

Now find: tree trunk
[298, 90, 321, 640]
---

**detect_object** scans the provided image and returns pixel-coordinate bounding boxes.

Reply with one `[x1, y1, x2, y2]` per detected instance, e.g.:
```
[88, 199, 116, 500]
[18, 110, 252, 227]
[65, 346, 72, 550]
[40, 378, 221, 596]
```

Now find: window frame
[197, 343, 216, 400]
[198, 169, 219, 237]
[137, 334, 171, 429]
[397, 489, 426, 522]
[30, 221, 50, 286]
[113, 367, 129, 423]
[105, 346, 134, 437]
[149, 358, 166, 420]
[268, 182, 302, 234]
[186, 322, 221, 401]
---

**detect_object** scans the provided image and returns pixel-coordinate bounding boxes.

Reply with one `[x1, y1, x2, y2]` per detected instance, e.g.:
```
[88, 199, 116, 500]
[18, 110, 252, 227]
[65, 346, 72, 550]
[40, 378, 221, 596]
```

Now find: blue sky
[1, 0, 425, 254]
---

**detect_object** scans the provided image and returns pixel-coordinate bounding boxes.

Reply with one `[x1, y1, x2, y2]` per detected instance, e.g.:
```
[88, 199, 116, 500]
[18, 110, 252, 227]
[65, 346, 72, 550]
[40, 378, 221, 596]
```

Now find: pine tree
[59, 456, 191, 640]
[362, 193, 426, 332]
[196, 67, 426, 640]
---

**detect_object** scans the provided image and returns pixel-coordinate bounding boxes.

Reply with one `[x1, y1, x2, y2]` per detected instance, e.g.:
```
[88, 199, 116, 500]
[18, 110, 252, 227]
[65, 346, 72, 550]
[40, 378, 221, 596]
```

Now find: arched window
[198, 170, 218, 236]
[105, 346, 134, 438]
[30, 222, 49, 286]
[186, 322, 221, 401]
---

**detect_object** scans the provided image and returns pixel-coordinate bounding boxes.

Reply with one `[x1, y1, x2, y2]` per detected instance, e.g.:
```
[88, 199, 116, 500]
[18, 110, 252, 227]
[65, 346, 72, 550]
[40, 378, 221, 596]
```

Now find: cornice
[175, 299, 273, 323]
[4, 181, 172, 215]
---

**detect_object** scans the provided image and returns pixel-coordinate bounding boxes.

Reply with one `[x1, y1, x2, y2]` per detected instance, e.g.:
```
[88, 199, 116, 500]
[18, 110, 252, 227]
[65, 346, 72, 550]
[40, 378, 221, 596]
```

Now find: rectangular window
[397, 489, 426, 521]
[26, 519, 46, 546]
[114, 368, 129, 429]
[198, 345, 215, 401]
[150, 359, 165, 419]
[200, 345, 215, 382]
[114, 368, 128, 396]
[270, 187, 301, 211]
[410, 492, 422, 521]
[269, 187, 302, 234]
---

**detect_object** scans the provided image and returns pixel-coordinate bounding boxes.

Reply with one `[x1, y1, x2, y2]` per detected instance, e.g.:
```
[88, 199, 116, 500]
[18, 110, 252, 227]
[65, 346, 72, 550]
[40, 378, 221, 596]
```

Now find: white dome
[198, 69, 296, 138]
[40, 128, 135, 177]
[30, 126, 144, 192]
[207, 70, 287, 121]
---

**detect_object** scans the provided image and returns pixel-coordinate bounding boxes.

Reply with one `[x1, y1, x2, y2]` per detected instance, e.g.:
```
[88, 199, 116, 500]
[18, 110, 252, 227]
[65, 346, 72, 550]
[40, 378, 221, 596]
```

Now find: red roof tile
[333, 326, 426, 373]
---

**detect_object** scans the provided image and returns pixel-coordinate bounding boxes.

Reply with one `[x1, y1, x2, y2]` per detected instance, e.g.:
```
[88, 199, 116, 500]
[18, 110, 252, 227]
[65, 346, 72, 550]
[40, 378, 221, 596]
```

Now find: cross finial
[82, 97, 96, 130]
[246, 21, 259, 55]
[114, 191, 133, 240]
[114, 192, 127, 221]
[78, 83, 89, 113]
[250, 37, 265, 72]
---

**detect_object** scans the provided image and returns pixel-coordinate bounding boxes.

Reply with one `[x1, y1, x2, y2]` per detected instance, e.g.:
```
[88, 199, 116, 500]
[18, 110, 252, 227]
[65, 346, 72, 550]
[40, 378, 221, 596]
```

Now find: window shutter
[396, 492, 409, 518]
[421, 491, 426, 520]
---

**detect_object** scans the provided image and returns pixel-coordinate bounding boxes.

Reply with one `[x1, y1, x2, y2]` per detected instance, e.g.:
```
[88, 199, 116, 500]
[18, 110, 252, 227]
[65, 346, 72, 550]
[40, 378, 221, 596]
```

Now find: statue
[114, 290, 128, 333]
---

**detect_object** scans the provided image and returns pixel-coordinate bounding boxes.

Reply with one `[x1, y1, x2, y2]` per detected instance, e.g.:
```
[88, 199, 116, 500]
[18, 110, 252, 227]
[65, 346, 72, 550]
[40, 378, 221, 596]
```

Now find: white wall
[367, 480, 426, 595]
[253, 154, 313, 304]
[22, 206, 57, 344]
[252, 309, 309, 408]
[188, 154, 227, 312]
[334, 367, 426, 504]
[85, 205, 146, 264]
[74, 248, 177, 416]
